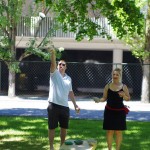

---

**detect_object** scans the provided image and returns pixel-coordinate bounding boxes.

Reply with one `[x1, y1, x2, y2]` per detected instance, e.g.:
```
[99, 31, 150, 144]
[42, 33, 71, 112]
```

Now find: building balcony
[16, 17, 129, 50]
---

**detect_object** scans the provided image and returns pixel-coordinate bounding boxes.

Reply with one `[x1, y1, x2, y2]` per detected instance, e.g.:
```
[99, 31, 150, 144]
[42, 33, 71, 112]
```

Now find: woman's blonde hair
[113, 68, 122, 76]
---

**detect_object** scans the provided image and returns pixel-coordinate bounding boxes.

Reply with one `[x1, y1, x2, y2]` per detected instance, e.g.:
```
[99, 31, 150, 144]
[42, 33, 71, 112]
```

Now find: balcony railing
[16, 17, 117, 39]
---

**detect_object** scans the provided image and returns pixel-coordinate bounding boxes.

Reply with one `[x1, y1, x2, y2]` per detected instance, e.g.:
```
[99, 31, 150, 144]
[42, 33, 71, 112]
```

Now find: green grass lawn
[0, 116, 149, 150]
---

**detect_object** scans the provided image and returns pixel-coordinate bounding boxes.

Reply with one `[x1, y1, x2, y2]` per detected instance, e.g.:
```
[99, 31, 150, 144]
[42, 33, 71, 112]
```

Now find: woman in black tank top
[93, 68, 130, 150]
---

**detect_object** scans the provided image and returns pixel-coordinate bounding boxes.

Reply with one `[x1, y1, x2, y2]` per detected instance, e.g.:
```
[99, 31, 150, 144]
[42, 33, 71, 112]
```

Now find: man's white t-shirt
[48, 70, 72, 107]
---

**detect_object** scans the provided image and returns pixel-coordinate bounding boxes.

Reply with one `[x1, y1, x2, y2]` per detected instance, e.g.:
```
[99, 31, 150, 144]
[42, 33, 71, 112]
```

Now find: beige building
[17, 0, 131, 65]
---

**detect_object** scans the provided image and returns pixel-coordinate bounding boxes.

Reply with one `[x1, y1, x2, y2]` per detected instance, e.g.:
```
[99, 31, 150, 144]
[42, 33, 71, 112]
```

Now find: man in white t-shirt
[47, 49, 80, 150]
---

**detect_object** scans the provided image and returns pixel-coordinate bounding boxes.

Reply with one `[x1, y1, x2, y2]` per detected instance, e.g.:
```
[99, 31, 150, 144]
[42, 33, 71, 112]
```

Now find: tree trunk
[141, 62, 150, 103]
[141, 2, 150, 103]
[7, 1, 17, 98]
[8, 71, 16, 97]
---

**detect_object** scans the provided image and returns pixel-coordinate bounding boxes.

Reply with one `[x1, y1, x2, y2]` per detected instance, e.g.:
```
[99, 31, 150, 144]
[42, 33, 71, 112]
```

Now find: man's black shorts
[47, 102, 70, 129]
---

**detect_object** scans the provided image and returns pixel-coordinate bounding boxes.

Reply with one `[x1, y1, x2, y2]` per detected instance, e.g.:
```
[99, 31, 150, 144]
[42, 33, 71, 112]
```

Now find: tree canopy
[36, 0, 144, 41]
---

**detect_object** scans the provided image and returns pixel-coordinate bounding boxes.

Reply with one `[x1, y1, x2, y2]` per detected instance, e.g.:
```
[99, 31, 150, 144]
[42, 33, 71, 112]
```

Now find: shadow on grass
[0, 116, 49, 150]
[122, 121, 150, 150]
[0, 108, 47, 117]
[0, 116, 150, 150]
[0, 108, 150, 122]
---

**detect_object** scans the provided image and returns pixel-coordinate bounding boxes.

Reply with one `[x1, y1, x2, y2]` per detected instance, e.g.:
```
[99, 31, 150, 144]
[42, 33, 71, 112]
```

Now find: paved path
[0, 96, 150, 121]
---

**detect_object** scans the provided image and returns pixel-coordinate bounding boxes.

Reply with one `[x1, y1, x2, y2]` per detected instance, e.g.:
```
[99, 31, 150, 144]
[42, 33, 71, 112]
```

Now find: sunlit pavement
[0, 96, 150, 121]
